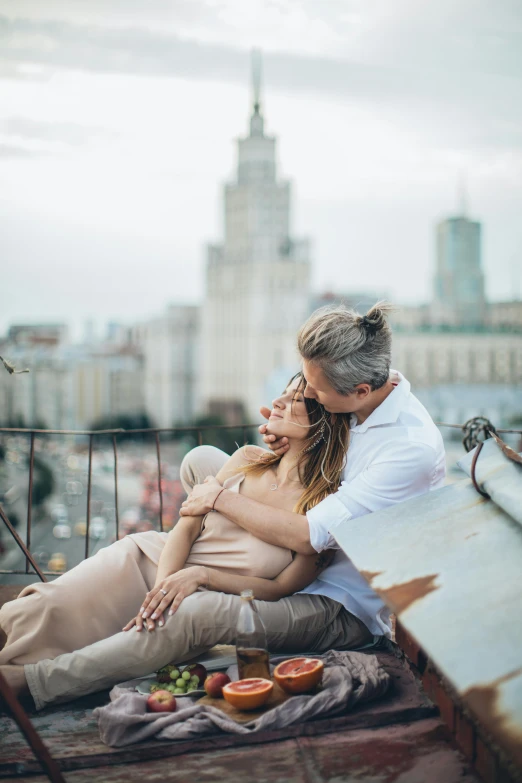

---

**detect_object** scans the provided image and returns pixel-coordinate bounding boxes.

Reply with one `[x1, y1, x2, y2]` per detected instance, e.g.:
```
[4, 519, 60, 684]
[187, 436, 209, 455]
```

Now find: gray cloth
[93, 651, 390, 747]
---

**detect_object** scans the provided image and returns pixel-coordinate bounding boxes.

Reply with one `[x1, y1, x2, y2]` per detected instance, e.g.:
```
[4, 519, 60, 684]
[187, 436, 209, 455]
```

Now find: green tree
[89, 412, 156, 442]
[30, 455, 54, 507]
[173, 415, 257, 456]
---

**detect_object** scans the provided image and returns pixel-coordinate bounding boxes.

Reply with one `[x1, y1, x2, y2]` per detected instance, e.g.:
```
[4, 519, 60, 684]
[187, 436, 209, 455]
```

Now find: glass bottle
[236, 589, 271, 680]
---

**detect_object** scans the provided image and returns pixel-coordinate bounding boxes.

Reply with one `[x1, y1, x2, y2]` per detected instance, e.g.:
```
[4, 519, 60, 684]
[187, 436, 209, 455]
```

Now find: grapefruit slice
[273, 657, 324, 694]
[222, 678, 273, 710]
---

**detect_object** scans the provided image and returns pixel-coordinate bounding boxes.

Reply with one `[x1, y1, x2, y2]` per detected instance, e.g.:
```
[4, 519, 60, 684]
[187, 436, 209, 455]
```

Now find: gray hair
[297, 302, 394, 394]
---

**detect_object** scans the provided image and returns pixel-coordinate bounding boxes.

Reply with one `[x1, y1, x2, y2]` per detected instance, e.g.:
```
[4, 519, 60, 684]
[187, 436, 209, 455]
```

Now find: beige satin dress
[0, 474, 293, 666]
[133, 474, 293, 578]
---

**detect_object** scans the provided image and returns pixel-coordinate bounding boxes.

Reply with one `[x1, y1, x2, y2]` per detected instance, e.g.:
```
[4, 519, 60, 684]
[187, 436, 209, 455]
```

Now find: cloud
[0, 142, 44, 158]
[0, 10, 520, 156]
[4, 116, 117, 146]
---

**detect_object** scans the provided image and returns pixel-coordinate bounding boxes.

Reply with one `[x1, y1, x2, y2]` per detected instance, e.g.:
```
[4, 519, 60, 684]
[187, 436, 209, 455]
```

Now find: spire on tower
[251, 48, 262, 114]
[249, 49, 264, 137]
[457, 172, 468, 217]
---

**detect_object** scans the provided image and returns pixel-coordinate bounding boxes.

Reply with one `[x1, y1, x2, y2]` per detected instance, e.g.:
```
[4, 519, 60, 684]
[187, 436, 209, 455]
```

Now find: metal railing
[0, 420, 521, 582]
[0, 424, 253, 581]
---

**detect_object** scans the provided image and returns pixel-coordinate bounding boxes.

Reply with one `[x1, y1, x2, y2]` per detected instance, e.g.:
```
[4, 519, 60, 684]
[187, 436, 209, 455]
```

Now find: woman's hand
[179, 476, 222, 517]
[122, 566, 209, 632]
[258, 405, 289, 455]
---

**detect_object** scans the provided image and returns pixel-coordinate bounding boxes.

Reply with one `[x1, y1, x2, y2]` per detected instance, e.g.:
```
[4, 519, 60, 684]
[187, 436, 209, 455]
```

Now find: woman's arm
[206, 548, 336, 601]
[122, 516, 201, 632]
[128, 549, 336, 629]
[154, 516, 202, 584]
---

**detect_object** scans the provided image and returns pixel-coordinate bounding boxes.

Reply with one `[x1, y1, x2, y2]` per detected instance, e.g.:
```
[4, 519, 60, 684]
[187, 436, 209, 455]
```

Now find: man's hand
[180, 476, 222, 517]
[258, 405, 289, 455]
[122, 567, 208, 632]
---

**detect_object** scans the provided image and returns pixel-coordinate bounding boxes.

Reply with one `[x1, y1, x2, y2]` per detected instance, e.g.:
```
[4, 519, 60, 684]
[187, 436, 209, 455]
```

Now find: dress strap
[221, 473, 245, 493]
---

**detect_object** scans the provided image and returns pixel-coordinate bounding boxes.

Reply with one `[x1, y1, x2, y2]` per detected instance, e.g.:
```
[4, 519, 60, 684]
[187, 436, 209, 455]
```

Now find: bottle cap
[240, 589, 254, 600]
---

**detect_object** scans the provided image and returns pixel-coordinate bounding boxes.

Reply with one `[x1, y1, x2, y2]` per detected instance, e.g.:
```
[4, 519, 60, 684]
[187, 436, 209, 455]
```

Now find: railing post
[155, 432, 164, 533]
[0, 505, 47, 582]
[85, 435, 93, 560]
[112, 435, 120, 541]
[25, 431, 35, 574]
[0, 671, 67, 783]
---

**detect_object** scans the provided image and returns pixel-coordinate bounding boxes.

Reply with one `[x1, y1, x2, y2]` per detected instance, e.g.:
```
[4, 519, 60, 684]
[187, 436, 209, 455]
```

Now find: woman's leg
[179, 445, 229, 494]
[22, 592, 358, 710]
[0, 535, 160, 666]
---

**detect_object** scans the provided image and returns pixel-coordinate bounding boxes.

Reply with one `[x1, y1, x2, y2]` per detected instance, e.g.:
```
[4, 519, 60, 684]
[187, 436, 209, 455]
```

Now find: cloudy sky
[1, 0, 521, 338]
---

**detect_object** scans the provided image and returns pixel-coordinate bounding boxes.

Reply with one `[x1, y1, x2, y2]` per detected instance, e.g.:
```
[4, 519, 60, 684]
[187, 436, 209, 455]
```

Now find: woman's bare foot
[0, 665, 32, 707]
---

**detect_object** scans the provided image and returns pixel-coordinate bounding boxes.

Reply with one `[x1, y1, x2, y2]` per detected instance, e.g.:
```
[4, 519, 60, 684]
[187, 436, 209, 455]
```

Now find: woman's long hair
[240, 372, 351, 514]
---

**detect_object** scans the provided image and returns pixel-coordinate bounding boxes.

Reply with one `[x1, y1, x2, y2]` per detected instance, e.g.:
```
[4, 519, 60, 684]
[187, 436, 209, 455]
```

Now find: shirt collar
[350, 370, 411, 433]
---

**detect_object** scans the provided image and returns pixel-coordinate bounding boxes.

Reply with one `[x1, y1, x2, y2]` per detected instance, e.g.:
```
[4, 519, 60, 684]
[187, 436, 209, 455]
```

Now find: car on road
[48, 552, 67, 572]
[33, 549, 51, 566]
[1, 485, 21, 504]
[90, 517, 107, 539]
[51, 505, 68, 523]
[74, 520, 87, 536]
[53, 523, 72, 539]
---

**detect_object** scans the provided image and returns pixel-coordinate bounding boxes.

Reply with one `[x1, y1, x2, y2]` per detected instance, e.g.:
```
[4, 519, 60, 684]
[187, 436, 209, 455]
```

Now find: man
[2, 303, 445, 708]
[179, 302, 446, 641]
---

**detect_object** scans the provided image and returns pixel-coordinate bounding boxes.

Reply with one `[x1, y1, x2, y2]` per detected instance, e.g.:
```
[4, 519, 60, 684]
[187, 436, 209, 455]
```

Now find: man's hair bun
[358, 302, 394, 338]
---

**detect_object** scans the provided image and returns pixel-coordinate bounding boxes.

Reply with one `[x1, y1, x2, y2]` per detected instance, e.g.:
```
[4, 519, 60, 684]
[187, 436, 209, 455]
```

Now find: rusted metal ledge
[0, 705, 438, 778]
[335, 437, 522, 770]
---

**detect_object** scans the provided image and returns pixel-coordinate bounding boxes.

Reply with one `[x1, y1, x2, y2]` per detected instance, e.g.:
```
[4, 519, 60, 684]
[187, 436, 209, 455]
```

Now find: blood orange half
[222, 678, 273, 710]
[273, 657, 324, 694]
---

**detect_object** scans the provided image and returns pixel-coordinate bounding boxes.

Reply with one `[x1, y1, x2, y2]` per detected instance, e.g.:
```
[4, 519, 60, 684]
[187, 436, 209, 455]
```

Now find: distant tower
[432, 184, 486, 328]
[201, 50, 311, 421]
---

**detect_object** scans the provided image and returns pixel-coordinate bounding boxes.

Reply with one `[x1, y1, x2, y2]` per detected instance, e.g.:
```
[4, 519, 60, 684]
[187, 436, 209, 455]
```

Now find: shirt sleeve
[306, 441, 437, 552]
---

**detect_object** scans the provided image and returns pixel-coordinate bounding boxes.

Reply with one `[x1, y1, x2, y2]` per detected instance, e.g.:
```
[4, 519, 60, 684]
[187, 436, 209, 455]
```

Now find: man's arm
[180, 441, 438, 555]
[214, 490, 315, 554]
[213, 445, 315, 554]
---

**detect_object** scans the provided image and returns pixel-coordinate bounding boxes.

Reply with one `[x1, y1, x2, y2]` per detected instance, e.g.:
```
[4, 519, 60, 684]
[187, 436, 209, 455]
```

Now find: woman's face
[266, 377, 314, 442]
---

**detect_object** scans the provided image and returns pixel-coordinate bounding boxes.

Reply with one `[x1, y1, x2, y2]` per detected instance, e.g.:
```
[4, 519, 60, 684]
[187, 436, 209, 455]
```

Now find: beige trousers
[4, 445, 372, 710]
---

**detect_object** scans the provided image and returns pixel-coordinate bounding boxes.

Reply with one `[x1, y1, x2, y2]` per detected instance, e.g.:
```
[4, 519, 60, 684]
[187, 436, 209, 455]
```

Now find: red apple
[181, 663, 207, 687]
[146, 689, 177, 713]
[204, 672, 231, 698]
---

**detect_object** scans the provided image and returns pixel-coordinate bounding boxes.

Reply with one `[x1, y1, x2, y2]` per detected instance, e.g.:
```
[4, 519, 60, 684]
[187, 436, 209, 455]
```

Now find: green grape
[187, 685, 198, 692]
[181, 671, 191, 681]
[166, 684, 176, 693]
[190, 675, 199, 684]
[176, 678, 185, 688]
[169, 669, 180, 681]
[174, 687, 185, 694]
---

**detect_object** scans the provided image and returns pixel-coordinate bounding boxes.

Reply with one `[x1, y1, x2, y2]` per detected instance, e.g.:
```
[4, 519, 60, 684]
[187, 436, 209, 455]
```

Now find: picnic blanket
[93, 651, 390, 747]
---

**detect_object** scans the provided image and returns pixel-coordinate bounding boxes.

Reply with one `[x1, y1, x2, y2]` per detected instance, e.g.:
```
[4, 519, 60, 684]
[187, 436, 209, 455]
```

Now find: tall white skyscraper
[201, 51, 311, 421]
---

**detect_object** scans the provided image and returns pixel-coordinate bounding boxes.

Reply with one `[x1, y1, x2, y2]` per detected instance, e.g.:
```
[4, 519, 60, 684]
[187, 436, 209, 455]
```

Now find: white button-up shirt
[300, 371, 446, 638]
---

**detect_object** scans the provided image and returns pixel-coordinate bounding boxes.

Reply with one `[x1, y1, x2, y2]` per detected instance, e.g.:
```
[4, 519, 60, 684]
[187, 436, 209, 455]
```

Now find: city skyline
[1, 0, 521, 338]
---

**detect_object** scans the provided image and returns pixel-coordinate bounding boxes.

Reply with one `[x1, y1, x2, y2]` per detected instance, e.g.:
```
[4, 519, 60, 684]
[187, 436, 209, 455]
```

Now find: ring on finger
[160, 589, 167, 596]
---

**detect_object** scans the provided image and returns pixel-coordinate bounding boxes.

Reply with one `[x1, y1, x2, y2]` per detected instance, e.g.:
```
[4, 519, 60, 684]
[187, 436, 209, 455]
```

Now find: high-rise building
[201, 51, 311, 421]
[432, 209, 486, 328]
[137, 305, 200, 429]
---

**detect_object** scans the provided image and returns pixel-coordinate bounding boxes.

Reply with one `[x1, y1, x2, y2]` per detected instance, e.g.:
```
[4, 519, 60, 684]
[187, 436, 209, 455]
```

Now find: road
[0, 444, 143, 585]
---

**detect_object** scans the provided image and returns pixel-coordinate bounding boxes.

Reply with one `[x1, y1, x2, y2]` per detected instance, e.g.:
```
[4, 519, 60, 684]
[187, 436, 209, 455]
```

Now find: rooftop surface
[0, 626, 481, 783]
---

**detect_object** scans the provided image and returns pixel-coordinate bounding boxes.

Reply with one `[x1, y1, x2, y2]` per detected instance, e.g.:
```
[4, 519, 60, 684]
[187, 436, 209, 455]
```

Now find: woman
[0, 373, 352, 706]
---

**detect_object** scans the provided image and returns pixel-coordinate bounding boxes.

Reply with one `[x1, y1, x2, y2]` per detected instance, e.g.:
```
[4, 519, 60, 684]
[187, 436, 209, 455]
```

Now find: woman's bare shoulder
[215, 445, 268, 481]
[239, 444, 269, 463]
